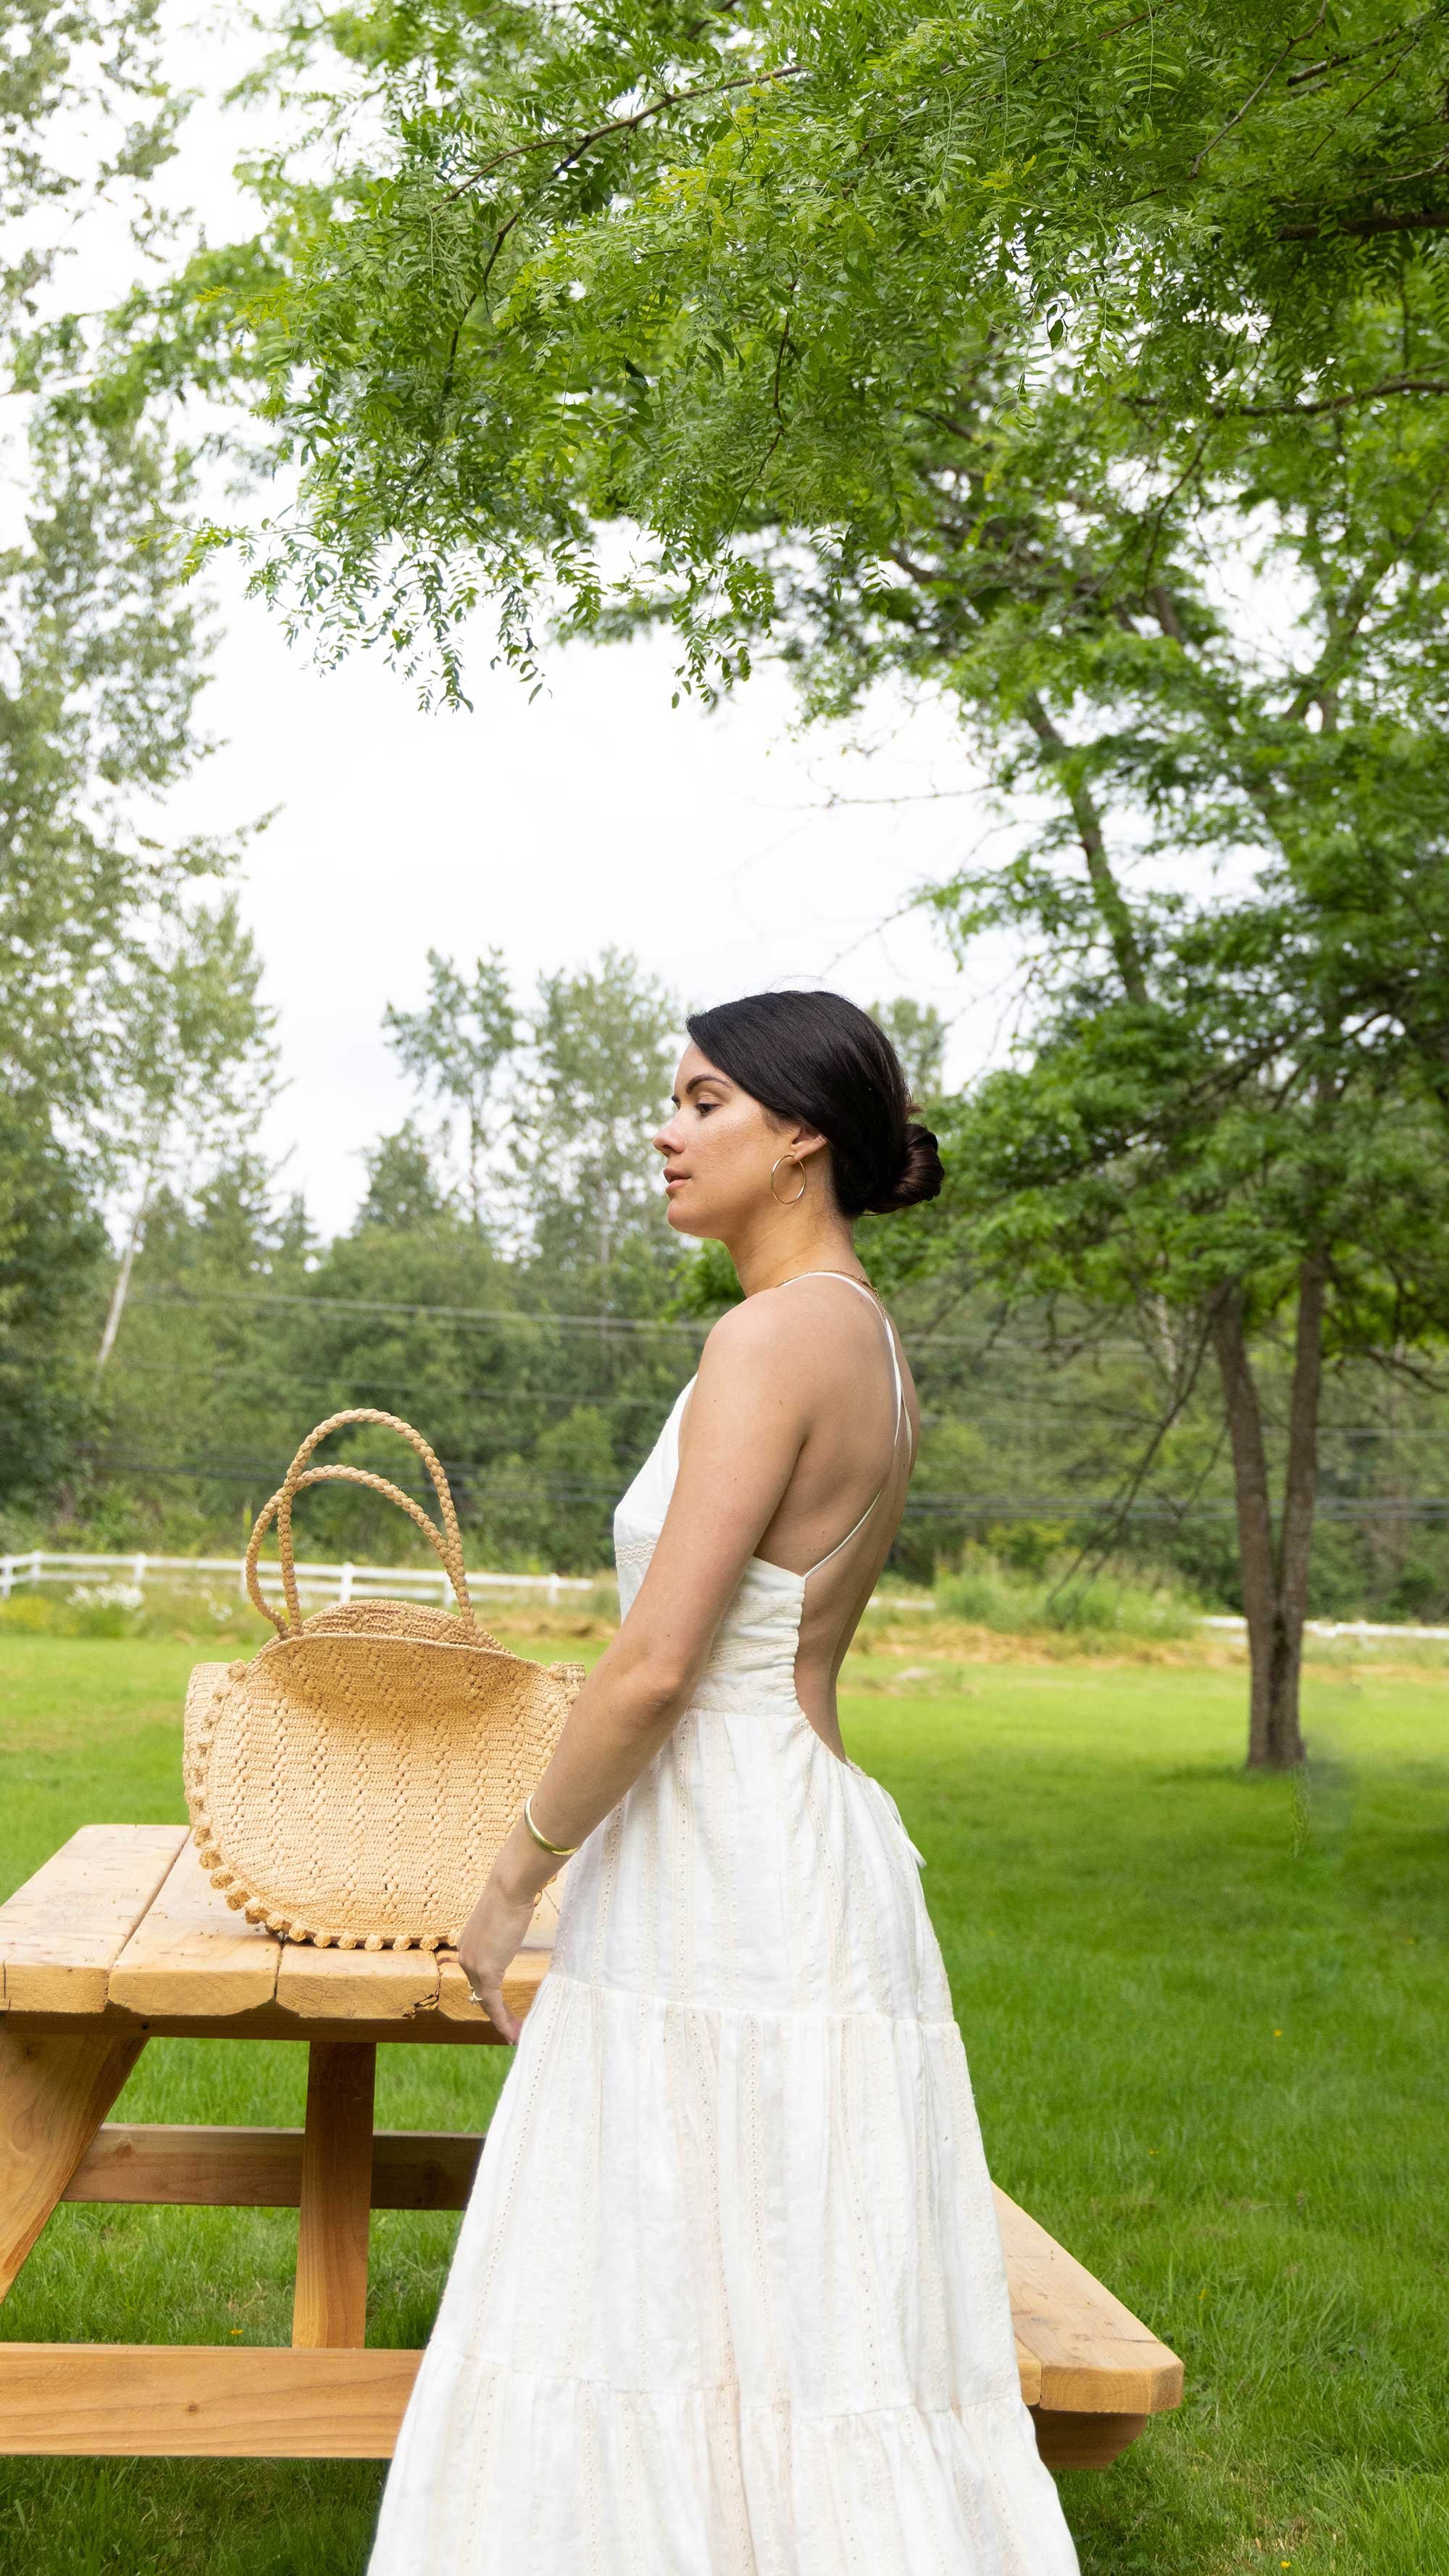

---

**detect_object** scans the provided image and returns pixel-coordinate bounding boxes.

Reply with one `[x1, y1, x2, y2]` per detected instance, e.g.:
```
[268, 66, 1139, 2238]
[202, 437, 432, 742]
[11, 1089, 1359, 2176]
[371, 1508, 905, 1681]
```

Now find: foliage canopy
[115, 0, 1449, 686]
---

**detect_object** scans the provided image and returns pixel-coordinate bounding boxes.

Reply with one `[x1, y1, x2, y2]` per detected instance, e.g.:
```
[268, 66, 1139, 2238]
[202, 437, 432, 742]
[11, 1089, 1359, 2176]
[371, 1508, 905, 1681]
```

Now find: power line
[904, 1494, 1449, 1522]
[122, 1285, 1156, 1359]
[129, 1288, 707, 1341]
[96, 1365, 675, 1409]
[93, 1355, 1449, 1440]
[79, 1457, 1449, 1522]
[116, 1294, 1449, 1412]
[86, 1456, 627, 1500]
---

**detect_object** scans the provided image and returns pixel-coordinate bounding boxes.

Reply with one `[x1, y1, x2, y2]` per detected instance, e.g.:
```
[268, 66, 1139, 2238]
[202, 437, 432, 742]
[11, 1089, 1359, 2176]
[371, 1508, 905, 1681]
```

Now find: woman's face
[652, 1042, 822, 1238]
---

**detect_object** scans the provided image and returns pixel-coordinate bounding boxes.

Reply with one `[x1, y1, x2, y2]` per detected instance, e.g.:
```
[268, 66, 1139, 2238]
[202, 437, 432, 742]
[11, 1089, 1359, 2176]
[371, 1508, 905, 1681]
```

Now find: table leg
[0, 2024, 147, 2301]
[292, 2041, 376, 2348]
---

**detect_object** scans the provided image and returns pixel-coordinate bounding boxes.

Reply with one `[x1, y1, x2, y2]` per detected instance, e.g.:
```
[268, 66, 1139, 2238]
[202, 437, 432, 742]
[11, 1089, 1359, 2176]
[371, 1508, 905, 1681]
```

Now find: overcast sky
[167, 572, 1016, 1235]
[78, 14, 1022, 1238]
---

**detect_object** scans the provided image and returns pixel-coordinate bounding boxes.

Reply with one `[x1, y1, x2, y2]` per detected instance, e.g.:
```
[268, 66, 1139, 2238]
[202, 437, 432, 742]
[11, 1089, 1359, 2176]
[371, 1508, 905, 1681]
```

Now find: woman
[369, 989, 1079, 2575]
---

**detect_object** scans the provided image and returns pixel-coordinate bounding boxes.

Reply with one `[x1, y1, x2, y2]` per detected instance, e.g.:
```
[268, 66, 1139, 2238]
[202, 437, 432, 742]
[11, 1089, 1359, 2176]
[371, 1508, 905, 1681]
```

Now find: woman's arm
[457, 1294, 814, 2034]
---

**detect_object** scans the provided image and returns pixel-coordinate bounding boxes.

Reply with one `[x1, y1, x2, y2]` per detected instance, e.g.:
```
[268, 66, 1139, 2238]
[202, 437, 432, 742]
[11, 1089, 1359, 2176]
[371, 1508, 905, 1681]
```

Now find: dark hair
[685, 989, 944, 1219]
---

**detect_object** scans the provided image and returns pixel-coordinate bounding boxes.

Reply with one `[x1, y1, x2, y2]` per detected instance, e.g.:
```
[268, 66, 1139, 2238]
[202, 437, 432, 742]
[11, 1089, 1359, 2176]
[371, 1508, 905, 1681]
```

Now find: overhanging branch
[441, 63, 806, 206]
[1021, 693, 1150, 1004]
[1276, 207, 1449, 240]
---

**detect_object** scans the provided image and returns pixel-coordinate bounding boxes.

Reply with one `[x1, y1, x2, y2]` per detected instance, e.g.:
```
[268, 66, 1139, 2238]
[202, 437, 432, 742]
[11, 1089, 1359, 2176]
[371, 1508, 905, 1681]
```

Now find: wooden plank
[369, 2126, 483, 2209]
[0, 2343, 422, 2457]
[293, 2043, 375, 2349]
[64, 2123, 486, 2210]
[995, 2188, 1183, 2415]
[369, 2127, 482, 2209]
[55, 2131, 1171, 2440]
[5, 2006, 503, 2047]
[1031, 2407, 1149, 2471]
[0, 2026, 146, 2298]
[0, 1827, 188, 2014]
[275, 1941, 440, 2024]
[0, 2343, 1154, 2471]
[66, 2121, 309, 2207]
[108, 1839, 282, 2019]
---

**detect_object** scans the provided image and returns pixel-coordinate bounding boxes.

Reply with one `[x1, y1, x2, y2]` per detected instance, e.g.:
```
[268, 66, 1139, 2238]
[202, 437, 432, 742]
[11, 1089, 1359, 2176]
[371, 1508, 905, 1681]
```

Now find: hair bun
[868, 1118, 944, 1215]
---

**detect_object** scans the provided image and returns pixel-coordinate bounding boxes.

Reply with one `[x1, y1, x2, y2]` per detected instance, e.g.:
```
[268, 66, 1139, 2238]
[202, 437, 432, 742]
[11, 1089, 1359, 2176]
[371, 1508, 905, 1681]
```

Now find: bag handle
[244, 1467, 502, 1642]
[245, 1410, 492, 1640]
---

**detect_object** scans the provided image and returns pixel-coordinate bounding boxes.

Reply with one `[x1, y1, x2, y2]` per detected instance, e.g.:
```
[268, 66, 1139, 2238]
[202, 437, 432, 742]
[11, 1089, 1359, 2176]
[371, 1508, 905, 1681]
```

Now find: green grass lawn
[1, 1635, 1445, 2576]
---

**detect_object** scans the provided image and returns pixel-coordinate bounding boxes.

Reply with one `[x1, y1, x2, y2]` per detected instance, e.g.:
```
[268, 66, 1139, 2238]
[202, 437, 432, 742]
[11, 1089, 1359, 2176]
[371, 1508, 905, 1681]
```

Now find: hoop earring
[769, 1154, 807, 1206]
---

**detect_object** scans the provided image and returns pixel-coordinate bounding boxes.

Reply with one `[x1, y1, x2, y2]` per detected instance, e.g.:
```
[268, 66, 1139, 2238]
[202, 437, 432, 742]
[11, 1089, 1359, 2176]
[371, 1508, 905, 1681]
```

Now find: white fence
[4, 1554, 1448, 1641]
[1200, 1614, 1449, 1643]
[0, 1549, 596, 1610]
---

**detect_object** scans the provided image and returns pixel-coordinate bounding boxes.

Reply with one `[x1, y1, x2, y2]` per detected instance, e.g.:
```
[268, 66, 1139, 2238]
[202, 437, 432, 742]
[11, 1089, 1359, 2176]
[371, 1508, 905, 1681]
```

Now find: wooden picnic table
[0, 1825, 1182, 2470]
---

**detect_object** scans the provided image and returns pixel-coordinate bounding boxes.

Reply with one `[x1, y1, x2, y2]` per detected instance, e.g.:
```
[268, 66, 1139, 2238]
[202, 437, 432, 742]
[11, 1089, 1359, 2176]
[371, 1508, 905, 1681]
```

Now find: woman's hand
[456, 1872, 541, 2045]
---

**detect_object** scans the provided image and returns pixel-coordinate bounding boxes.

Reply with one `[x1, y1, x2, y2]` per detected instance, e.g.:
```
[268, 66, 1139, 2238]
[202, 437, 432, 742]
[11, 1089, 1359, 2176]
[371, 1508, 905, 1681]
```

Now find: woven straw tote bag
[183, 1409, 585, 1951]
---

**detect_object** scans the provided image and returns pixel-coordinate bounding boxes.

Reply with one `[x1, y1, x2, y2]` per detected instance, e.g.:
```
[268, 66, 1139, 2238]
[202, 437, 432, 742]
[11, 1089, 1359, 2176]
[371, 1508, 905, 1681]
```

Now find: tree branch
[1282, 469, 1449, 720]
[1188, 6, 1327, 180]
[1046, 1296, 1216, 1604]
[1030, 7, 1164, 69]
[1221, 374, 1449, 415]
[1020, 693, 1150, 1004]
[441, 64, 806, 205]
[1285, 20, 1429, 88]
[1276, 207, 1449, 241]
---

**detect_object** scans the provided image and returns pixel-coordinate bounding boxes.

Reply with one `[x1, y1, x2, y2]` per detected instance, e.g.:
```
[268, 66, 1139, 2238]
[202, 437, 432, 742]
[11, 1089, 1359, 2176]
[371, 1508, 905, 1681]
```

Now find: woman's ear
[787, 1122, 830, 1166]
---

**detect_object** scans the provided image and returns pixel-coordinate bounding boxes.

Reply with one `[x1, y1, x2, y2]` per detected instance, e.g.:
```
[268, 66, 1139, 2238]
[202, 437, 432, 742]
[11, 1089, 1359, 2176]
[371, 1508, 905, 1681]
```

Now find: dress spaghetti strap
[769, 1272, 908, 1577]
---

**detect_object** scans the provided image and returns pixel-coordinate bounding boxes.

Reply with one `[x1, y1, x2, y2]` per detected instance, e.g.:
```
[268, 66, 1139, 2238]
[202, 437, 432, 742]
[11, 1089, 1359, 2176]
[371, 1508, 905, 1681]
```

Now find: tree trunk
[1210, 1280, 1314, 1770]
[1274, 1243, 1327, 1767]
[1211, 1288, 1284, 1765]
[94, 1128, 165, 1380]
[93, 1191, 146, 1380]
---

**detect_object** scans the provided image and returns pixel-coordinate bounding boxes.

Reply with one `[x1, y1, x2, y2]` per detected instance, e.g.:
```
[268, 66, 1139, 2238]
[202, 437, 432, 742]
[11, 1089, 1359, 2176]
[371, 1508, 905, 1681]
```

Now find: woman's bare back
[727, 1272, 919, 1760]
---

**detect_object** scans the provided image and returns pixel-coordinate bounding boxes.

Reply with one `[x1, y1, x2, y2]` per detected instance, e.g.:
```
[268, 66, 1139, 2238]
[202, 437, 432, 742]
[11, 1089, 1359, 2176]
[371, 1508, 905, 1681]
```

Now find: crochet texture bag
[183, 1410, 585, 1951]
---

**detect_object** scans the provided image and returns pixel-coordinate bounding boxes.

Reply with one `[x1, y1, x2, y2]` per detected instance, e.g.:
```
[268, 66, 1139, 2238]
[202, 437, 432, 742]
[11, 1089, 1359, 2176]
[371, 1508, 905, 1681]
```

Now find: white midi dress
[369, 1277, 1080, 2575]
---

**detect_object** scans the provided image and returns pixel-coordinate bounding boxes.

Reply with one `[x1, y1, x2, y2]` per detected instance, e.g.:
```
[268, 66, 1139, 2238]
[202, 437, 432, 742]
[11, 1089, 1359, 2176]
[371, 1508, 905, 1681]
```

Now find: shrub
[935, 1548, 1201, 1643]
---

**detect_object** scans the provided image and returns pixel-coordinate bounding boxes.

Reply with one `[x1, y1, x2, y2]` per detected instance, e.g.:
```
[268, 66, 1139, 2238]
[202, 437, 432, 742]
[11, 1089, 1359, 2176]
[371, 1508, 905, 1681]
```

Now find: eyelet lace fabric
[369, 1375, 1080, 2575]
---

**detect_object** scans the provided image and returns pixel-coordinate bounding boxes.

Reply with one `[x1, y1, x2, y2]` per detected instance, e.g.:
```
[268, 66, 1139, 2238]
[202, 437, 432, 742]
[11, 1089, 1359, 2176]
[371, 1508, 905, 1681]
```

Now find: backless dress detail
[369, 1277, 1080, 2574]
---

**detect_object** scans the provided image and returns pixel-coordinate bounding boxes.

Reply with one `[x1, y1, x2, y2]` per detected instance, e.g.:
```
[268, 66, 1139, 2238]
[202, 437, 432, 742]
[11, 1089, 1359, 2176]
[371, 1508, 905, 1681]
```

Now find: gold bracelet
[523, 1791, 580, 1858]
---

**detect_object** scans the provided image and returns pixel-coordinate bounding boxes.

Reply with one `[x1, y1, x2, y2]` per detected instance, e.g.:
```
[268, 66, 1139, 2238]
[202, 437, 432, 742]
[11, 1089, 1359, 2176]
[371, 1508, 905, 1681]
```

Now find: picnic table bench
[0, 1825, 1182, 2471]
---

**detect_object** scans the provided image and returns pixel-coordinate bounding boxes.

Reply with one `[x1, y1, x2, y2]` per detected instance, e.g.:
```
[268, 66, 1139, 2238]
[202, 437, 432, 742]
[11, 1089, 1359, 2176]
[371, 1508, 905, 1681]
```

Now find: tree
[1, 0, 181, 356]
[0, 1101, 102, 1512]
[1, 7, 205, 1061]
[91, 896, 277, 1373]
[356, 1122, 457, 1235]
[383, 947, 517, 1227]
[872, 1000, 948, 1109]
[0, 425, 225, 1091]
[0, 21, 275, 1483]
[514, 949, 679, 1283]
[937, 872, 1449, 1770]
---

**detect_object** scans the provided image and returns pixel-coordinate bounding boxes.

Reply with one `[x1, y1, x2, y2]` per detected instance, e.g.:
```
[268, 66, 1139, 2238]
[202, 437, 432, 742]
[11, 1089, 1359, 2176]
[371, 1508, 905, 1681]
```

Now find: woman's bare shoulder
[696, 1279, 882, 1388]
